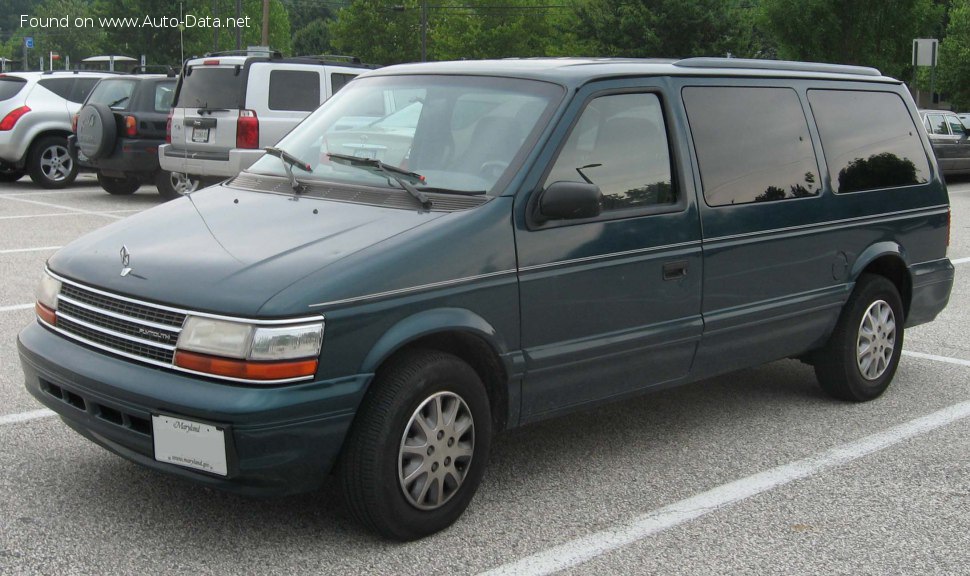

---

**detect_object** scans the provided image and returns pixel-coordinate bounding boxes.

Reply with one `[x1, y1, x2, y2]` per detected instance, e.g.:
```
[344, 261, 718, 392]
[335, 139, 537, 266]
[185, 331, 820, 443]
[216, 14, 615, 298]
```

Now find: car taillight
[236, 110, 259, 149]
[125, 115, 137, 137]
[0, 106, 30, 131]
[165, 112, 172, 143]
[71, 113, 79, 133]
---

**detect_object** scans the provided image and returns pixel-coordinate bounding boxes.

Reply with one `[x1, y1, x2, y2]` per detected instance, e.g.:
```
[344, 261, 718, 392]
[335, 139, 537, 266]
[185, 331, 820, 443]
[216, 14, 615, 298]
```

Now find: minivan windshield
[175, 66, 243, 109]
[246, 74, 563, 195]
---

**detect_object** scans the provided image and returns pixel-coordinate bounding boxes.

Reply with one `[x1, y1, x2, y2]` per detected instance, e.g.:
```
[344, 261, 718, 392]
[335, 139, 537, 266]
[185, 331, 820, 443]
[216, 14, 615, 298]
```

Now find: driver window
[544, 93, 675, 212]
[946, 115, 965, 136]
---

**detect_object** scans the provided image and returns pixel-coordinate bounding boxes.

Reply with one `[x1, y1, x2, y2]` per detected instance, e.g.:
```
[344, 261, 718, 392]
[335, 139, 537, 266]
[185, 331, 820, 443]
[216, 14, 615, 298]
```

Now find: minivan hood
[48, 184, 446, 316]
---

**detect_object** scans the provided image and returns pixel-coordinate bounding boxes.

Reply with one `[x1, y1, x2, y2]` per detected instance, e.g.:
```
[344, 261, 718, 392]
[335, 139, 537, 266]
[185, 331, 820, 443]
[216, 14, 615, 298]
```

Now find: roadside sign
[25, 36, 34, 49]
[913, 38, 938, 67]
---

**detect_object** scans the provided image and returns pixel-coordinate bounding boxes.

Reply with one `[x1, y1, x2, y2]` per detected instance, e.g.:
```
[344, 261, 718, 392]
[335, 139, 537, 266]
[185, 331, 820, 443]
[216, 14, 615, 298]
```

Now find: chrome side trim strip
[309, 269, 518, 309]
[518, 241, 702, 273]
[48, 269, 324, 325]
[57, 294, 184, 332]
[56, 311, 178, 351]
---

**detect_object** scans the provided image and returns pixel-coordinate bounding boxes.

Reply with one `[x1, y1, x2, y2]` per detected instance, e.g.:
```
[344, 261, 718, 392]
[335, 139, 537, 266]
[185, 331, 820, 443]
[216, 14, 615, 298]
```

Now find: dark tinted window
[684, 86, 819, 206]
[331, 73, 356, 94]
[68, 78, 100, 103]
[809, 90, 929, 193]
[544, 92, 675, 212]
[0, 77, 27, 101]
[176, 67, 243, 109]
[38, 78, 74, 100]
[87, 79, 137, 110]
[268, 70, 320, 111]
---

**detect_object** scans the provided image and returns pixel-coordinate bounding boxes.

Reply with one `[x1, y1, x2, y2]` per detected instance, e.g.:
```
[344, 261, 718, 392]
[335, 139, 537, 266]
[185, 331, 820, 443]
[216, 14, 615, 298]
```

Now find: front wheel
[97, 172, 140, 195]
[339, 349, 492, 541]
[814, 274, 904, 401]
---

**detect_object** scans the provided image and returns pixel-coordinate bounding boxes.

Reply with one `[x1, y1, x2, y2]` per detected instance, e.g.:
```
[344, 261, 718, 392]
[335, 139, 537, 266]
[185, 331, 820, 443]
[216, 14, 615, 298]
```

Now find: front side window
[543, 92, 675, 211]
[683, 86, 820, 206]
[247, 75, 563, 194]
[809, 90, 929, 193]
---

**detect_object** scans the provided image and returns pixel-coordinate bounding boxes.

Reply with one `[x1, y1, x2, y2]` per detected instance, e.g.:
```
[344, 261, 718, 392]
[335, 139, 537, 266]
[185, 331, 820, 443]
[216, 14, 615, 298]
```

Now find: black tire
[27, 136, 78, 189]
[97, 172, 140, 195]
[155, 170, 200, 200]
[339, 349, 492, 541]
[0, 166, 24, 182]
[75, 103, 116, 160]
[814, 274, 905, 401]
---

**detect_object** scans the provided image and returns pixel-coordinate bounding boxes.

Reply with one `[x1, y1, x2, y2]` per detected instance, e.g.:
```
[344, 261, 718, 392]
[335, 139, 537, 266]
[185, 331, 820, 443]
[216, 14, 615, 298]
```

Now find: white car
[158, 51, 372, 193]
[0, 70, 114, 187]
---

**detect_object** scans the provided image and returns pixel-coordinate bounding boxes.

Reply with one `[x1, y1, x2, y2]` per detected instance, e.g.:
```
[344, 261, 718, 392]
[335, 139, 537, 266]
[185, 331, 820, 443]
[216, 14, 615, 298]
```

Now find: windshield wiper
[194, 98, 228, 115]
[108, 96, 129, 108]
[265, 146, 312, 192]
[327, 152, 432, 209]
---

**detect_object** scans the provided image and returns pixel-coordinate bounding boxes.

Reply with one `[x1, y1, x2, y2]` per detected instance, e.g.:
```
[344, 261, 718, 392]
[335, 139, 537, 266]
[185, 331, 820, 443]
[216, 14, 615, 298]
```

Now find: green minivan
[18, 58, 954, 540]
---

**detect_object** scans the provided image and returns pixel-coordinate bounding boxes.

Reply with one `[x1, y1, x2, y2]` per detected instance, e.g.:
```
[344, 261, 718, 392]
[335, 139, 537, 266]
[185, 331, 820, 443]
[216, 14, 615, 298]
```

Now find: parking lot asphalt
[1, 174, 968, 575]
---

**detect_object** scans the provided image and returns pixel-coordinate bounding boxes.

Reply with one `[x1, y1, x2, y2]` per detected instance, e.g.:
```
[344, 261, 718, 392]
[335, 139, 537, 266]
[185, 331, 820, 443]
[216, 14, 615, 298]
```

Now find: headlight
[175, 316, 324, 382]
[35, 272, 61, 325]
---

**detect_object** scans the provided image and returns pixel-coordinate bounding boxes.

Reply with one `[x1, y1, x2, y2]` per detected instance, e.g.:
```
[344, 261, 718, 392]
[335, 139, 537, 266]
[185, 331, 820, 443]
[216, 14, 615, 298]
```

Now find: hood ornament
[120, 245, 132, 277]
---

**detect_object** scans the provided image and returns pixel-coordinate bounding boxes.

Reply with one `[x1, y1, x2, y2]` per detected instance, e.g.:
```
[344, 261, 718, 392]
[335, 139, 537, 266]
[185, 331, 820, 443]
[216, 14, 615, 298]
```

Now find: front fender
[359, 307, 509, 375]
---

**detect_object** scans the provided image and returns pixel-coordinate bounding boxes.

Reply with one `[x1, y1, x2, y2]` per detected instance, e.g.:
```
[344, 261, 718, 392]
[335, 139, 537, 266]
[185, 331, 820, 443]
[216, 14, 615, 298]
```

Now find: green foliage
[293, 18, 333, 55]
[759, 0, 943, 80]
[939, 1, 970, 109]
[329, 0, 422, 64]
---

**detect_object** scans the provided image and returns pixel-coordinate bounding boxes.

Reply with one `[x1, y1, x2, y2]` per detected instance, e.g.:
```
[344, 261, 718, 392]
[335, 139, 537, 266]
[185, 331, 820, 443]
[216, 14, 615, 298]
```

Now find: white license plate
[152, 414, 227, 476]
[191, 127, 210, 143]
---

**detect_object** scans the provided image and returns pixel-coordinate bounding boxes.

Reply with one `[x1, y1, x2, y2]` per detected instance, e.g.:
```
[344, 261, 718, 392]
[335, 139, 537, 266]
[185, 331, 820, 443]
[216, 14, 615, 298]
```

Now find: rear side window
[0, 77, 27, 101]
[331, 73, 356, 94]
[683, 86, 820, 206]
[176, 67, 243, 109]
[268, 70, 320, 111]
[808, 90, 929, 193]
[946, 114, 965, 136]
[87, 80, 137, 110]
[925, 114, 947, 134]
[154, 82, 176, 112]
[38, 78, 75, 100]
[69, 78, 100, 104]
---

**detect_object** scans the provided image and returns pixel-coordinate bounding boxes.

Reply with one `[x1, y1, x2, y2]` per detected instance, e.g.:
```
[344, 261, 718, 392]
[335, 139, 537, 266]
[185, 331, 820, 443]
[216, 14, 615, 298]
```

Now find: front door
[514, 84, 703, 421]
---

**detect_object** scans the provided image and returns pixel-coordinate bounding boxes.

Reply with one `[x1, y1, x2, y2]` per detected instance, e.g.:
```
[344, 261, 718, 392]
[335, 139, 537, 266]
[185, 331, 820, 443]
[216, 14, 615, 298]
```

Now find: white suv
[158, 51, 371, 190]
[0, 70, 114, 187]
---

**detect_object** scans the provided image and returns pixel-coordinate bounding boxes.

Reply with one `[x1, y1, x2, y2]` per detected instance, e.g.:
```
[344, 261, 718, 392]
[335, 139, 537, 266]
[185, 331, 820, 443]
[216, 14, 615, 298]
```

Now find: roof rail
[674, 57, 882, 77]
[300, 54, 362, 64]
[202, 49, 282, 59]
[128, 65, 178, 77]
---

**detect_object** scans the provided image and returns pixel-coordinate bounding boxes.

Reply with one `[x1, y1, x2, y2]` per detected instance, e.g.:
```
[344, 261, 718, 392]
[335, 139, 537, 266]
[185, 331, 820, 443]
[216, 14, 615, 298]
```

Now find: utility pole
[262, 0, 270, 47]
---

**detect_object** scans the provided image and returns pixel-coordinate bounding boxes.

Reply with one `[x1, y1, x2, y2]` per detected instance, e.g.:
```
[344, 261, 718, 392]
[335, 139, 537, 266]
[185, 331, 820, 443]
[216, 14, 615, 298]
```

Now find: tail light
[71, 113, 79, 133]
[0, 106, 30, 131]
[165, 112, 172, 143]
[124, 115, 137, 137]
[236, 110, 259, 149]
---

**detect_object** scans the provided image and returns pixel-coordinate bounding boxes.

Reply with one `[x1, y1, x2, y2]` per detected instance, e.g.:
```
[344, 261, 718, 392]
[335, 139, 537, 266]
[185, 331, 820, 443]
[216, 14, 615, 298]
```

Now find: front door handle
[662, 260, 688, 281]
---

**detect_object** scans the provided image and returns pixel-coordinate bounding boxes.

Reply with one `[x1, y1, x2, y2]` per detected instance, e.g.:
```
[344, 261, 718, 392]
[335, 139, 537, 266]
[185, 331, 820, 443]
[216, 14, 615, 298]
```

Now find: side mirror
[538, 181, 603, 222]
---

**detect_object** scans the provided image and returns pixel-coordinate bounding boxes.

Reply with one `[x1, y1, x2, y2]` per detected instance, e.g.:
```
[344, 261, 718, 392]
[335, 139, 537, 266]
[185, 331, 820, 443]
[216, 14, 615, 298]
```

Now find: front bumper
[159, 144, 264, 178]
[69, 134, 162, 177]
[18, 320, 371, 496]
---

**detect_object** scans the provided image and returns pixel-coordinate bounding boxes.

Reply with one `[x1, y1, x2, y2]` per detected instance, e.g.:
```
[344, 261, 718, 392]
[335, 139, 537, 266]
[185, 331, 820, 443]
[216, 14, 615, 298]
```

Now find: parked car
[919, 109, 970, 176]
[0, 70, 114, 187]
[157, 50, 373, 193]
[69, 69, 197, 199]
[957, 112, 970, 130]
[20, 58, 954, 541]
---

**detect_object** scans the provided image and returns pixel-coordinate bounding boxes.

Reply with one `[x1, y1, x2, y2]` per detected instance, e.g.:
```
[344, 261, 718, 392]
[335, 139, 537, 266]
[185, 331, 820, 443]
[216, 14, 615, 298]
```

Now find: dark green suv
[19, 58, 954, 540]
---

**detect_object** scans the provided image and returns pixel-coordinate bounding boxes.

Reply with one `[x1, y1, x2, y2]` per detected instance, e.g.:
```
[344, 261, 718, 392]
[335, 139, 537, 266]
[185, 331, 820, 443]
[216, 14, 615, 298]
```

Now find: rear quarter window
[331, 73, 357, 94]
[154, 82, 176, 112]
[37, 78, 75, 100]
[683, 86, 820, 206]
[268, 70, 320, 111]
[0, 77, 27, 101]
[808, 90, 930, 193]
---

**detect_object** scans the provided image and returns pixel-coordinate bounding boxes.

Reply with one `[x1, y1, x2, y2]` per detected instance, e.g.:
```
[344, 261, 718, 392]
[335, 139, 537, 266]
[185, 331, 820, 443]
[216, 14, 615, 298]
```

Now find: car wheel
[27, 136, 78, 189]
[97, 172, 140, 195]
[0, 166, 24, 182]
[814, 274, 904, 401]
[155, 170, 200, 200]
[339, 349, 491, 541]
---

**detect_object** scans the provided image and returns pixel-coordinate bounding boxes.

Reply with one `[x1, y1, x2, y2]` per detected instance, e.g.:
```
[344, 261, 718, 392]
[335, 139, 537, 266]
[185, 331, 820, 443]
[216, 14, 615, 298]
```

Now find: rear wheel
[155, 170, 200, 200]
[339, 349, 491, 541]
[97, 171, 140, 195]
[814, 274, 904, 401]
[27, 136, 78, 189]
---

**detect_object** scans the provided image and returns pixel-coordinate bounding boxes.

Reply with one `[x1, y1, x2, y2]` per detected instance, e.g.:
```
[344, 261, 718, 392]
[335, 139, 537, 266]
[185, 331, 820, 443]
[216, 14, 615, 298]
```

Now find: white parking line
[0, 303, 33, 313]
[479, 399, 970, 576]
[0, 409, 56, 426]
[0, 195, 124, 219]
[0, 246, 61, 255]
[0, 210, 141, 221]
[903, 350, 970, 367]
[953, 256, 970, 265]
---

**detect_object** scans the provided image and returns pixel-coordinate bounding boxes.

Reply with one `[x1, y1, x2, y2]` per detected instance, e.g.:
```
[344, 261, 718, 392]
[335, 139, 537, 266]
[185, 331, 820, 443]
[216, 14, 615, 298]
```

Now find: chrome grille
[54, 282, 183, 366]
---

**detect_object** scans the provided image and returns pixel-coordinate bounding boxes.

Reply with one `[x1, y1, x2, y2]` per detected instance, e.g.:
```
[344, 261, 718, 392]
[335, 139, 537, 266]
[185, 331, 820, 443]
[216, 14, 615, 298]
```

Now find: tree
[760, 0, 943, 81]
[329, 0, 422, 64]
[293, 18, 333, 55]
[938, 1, 970, 109]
